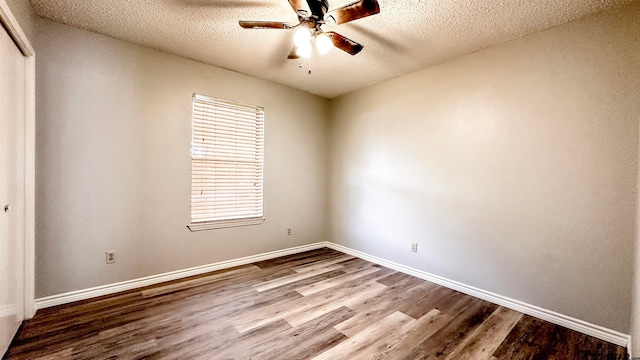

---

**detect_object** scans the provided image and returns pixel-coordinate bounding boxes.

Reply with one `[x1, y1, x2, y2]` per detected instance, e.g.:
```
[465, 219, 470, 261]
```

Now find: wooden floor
[5, 248, 626, 360]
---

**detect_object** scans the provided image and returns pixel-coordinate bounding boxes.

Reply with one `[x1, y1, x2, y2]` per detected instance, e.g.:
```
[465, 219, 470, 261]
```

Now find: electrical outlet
[411, 243, 418, 253]
[287, 228, 292, 236]
[105, 251, 116, 264]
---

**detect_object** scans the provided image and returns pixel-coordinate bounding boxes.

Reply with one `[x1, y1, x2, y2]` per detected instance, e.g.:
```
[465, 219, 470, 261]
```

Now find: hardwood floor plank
[291, 254, 355, 273]
[250, 269, 346, 299]
[492, 315, 559, 360]
[376, 272, 425, 288]
[496, 317, 628, 360]
[546, 329, 627, 360]
[252, 263, 345, 292]
[336, 258, 381, 274]
[295, 266, 381, 296]
[334, 281, 427, 337]
[5, 248, 627, 360]
[180, 282, 303, 325]
[395, 282, 452, 318]
[33, 348, 72, 360]
[346, 271, 437, 316]
[264, 330, 345, 360]
[140, 264, 263, 298]
[239, 268, 394, 333]
[246, 306, 355, 360]
[233, 274, 387, 333]
[285, 279, 387, 327]
[205, 319, 293, 359]
[443, 306, 523, 360]
[399, 297, 499, 360]
[372, 309, 454, 360]
[311, 311, 417, 360]
[533, 325, 589, 360]
[253, 249, 343, 270]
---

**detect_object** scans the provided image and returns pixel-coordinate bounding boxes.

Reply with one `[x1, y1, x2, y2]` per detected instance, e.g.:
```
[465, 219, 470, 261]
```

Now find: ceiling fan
[239, 0, 380, 59]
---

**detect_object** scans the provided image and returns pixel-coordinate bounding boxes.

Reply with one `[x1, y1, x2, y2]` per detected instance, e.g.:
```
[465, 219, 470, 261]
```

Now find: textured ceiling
[28, 0, 634, 98]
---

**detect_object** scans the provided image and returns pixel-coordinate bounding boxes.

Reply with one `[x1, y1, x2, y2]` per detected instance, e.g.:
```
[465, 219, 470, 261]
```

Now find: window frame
[187, 93, 265, 232]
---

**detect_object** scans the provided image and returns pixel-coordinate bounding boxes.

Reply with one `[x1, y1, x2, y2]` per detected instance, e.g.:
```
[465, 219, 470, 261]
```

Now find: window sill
[187, 217, 265, 232]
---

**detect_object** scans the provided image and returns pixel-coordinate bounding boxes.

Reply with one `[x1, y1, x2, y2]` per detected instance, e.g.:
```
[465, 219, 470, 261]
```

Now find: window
[188, 94, 265, 231]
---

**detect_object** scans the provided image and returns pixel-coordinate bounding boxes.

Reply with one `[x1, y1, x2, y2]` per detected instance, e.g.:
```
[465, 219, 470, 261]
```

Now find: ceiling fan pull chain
[308, 52, 312, 75]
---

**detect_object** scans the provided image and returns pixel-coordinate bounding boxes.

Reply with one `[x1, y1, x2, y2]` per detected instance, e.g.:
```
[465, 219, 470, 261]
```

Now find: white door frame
[0, 0, 36, 319]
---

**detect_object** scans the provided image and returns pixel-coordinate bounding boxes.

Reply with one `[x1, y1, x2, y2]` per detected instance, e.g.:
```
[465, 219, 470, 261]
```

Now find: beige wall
[329, 3, 640, 333]
[34, 19, 330, 298]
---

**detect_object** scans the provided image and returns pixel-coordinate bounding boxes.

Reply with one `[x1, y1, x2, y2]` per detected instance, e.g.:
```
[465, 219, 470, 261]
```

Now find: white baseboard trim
[0, 304, 19, 319]
[326, 242, 631, 348]
[35, 242, 328, 311]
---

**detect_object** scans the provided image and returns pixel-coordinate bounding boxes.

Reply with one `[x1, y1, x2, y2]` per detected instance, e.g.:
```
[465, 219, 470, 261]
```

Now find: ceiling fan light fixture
[239, 0, 380, 60]
[293, 27, 312, 48]
[315, 32, 333, 55]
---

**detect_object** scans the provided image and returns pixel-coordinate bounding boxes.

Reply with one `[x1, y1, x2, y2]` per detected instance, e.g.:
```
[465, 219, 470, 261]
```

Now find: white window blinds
[189, 94, 265, 231]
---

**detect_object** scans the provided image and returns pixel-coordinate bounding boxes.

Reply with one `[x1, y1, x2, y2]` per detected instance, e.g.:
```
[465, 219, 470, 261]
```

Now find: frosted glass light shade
[316, 33, 333, 55]
[293, 27, 312, 48]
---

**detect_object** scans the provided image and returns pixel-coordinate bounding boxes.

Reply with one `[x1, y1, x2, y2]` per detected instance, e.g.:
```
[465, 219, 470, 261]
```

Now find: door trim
[0, 0, 36, 319]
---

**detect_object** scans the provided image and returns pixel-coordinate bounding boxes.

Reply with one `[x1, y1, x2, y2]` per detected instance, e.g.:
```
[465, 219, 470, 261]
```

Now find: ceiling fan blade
[326, 31, 363, 55]
[239, 21, 292, 29]
[287, 45, 300, 59]
[287, 0, 310, 14]
[326, 0, 380, 25]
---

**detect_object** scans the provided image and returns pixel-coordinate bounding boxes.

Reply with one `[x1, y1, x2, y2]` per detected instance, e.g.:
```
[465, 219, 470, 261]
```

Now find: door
[0, 20, 26, 356]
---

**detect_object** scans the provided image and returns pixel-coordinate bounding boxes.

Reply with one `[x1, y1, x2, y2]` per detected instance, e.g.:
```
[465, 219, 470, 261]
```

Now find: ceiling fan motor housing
[308, 0, 330, 18]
